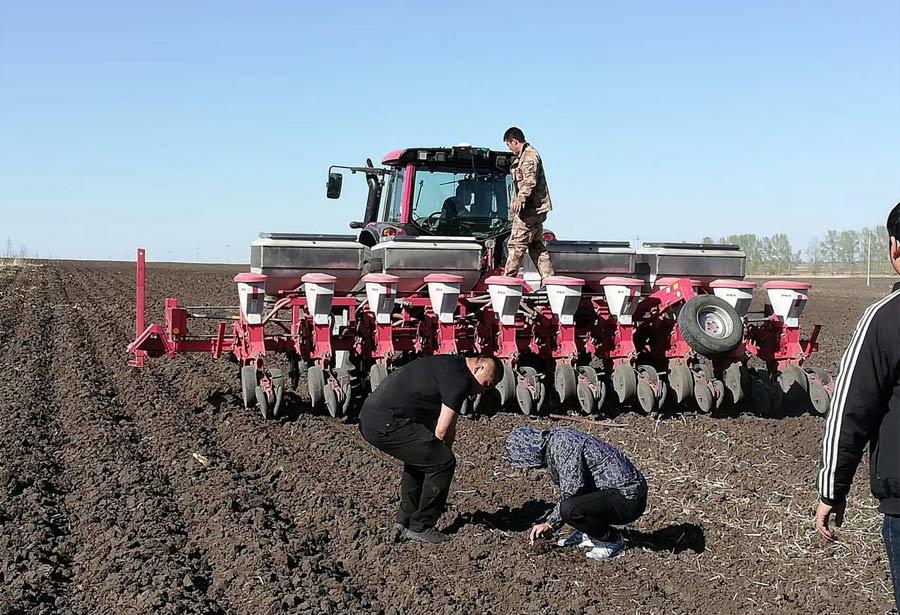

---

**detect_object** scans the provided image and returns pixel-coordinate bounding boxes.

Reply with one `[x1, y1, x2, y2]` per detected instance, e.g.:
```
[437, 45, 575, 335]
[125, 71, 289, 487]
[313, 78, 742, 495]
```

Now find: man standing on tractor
[502, 127, 555, 279]
[359, 355, 502, 544]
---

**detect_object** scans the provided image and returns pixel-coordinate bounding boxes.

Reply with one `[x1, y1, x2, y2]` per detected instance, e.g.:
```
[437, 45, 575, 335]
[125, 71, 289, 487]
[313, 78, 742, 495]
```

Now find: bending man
[359, 355, 501, 544]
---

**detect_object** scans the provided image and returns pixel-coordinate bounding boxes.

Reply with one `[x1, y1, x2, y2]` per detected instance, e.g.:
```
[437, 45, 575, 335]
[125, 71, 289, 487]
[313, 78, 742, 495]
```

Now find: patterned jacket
[542, 428, 645, 530]
[510, 143, 552, 216]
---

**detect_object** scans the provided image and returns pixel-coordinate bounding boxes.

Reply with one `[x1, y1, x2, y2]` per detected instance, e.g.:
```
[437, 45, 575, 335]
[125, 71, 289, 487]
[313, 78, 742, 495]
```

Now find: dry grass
[0, 257, 42, 268]
[604, 415, 892, 613]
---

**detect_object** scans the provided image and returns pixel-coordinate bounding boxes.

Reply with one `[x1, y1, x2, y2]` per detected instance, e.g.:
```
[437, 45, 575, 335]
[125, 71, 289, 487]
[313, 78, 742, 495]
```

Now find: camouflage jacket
[542, 428, 646, 530]
[510, 143, 552, 217]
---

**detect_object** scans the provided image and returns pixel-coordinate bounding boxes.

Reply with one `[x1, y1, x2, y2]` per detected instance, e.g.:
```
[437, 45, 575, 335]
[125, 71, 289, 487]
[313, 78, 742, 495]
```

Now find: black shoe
[405, 527, 451, 544]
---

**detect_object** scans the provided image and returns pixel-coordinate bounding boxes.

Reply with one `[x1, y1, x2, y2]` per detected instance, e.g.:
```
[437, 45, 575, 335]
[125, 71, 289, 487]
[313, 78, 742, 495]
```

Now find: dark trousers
[560, 485, 648, 542]
[883, 513, 900, 609]
[360, 414, 456, 532]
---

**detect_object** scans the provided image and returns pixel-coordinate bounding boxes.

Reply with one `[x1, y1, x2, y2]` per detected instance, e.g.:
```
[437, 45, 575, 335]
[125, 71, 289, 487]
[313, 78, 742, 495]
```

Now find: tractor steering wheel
[421, 211, 444, 231]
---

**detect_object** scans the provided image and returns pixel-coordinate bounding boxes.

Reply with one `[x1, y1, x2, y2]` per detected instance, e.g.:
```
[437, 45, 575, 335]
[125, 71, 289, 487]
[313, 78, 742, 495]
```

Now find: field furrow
[0, 260, 892, 614]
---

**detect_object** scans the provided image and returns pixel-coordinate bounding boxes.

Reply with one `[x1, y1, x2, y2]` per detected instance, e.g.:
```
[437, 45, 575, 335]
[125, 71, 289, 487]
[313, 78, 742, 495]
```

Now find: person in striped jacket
[816, 202, 900, 608]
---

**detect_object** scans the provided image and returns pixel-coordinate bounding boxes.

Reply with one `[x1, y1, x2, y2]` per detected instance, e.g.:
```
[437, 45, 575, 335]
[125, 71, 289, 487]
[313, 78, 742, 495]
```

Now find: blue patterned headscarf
[506, 427, 549, 468]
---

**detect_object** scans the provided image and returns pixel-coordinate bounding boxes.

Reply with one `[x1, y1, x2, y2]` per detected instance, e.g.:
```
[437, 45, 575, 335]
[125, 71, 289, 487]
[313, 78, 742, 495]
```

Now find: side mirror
[326, 172, 343, 199]
[349, 221, 365, 229]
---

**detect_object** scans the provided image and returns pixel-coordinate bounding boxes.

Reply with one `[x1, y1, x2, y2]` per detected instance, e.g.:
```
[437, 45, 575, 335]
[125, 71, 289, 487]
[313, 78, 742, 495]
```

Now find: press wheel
[576, 382, 595, 415]
[806, 367, 832, 416]
[668, 363, 694, 405]
[323, 383, 340, 418]
[308, 366, 326, 408]
[635, 364, 662, 414]
[692, 367, 714, 414]
[240, 365, 257, 409]
[749, 373, 772, 415]
[497, 362, 516, 407]
[255, 385, 270, 420]
[612, 363, 637, 404]
[554, 363, 577, 404]
[779, 364, 809, 394]
[516, 382, 534, 416]
[723, 363, 749, 405]
[268, 368, 285, 418]
[369, 363, 389, 392]
[577, 366, 603, 415]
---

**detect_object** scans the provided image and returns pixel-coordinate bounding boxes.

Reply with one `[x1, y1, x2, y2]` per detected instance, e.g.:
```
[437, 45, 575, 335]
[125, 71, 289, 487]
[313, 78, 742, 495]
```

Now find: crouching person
[506, 426, 647, 560]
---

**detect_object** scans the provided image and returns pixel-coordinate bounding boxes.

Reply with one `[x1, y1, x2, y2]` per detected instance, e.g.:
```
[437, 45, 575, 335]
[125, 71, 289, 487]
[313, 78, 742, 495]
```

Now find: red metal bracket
[128, 248, 148, 367]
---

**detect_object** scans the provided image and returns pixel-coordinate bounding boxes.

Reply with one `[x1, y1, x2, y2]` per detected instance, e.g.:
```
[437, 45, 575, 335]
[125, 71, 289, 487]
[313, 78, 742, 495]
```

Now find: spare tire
[677, 295, 743, 357]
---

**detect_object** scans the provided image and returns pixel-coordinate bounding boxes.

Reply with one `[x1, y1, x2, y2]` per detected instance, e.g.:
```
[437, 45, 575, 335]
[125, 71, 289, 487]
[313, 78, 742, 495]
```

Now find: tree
[721, 234, 759, 274]
[755, 236, 771, 274]
[861, 226, 892, 275]
[838, 230, 860, 273]
[768, 233, 795, 275]
[807, 237, 821, 275]
[822, 230, 840, 274]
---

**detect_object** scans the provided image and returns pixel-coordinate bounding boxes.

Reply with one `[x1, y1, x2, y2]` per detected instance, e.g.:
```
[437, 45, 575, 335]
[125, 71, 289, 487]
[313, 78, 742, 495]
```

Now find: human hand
[815, 500, 845, 541]
[509, 199, 522, 216]
[528, 523, 553, 544]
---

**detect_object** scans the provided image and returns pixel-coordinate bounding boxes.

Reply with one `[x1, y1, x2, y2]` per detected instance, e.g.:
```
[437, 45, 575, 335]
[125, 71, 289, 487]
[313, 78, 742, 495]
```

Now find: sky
[1, 0, 898, 262]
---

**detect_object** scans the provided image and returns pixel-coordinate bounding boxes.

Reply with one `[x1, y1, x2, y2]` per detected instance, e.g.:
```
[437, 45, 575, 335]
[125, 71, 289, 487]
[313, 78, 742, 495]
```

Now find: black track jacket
[818, 282, 900, 513]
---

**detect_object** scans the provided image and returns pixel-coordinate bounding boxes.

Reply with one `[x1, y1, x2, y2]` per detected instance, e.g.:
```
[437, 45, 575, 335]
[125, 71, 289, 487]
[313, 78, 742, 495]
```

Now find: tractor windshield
[410, 168, 512, 238]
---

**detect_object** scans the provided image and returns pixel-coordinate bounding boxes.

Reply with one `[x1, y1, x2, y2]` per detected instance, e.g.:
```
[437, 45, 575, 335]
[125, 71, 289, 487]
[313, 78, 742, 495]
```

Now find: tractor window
[410, 168, 512, 237]
[383, 168, 405, 222]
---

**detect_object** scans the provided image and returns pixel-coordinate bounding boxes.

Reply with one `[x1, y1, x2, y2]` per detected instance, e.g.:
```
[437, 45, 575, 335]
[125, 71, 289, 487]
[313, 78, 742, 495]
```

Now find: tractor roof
[382, 146, 512, 170]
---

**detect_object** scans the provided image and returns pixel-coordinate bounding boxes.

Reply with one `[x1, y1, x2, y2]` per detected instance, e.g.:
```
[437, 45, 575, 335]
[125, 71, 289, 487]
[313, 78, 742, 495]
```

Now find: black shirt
[361, 355, 480, 429]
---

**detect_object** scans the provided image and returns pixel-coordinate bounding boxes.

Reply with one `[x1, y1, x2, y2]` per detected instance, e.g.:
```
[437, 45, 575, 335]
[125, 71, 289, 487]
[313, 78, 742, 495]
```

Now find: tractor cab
[326, 145, 514, 248]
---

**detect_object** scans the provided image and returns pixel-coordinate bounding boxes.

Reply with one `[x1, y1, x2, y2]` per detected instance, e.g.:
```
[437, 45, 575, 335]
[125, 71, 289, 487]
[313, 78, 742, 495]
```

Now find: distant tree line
[701, 227, 892, 276]
[3, 238, 35, 260]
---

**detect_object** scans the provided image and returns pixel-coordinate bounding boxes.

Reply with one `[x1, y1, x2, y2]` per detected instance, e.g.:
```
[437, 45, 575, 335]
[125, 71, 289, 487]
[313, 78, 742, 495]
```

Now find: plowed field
[0, 262, 894, 614]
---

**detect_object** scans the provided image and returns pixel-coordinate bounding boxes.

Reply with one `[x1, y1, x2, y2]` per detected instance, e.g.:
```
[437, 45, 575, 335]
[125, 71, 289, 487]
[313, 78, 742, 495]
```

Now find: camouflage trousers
[503, 213, 555, 278]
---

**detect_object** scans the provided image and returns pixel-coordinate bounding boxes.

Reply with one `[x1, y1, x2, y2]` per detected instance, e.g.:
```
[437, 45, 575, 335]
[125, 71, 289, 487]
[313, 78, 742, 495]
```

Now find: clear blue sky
[1, 1, 898, 262]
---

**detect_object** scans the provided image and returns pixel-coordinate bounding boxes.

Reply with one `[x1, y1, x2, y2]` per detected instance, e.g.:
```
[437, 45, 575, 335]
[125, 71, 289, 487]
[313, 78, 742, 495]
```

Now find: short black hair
[887, 202, 900, 240]
[503, 127, 525, 143]
[480, 356, 505, 386]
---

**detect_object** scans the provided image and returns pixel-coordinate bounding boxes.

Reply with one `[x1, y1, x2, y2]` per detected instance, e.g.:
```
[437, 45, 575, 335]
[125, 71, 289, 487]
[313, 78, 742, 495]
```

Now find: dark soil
[0, 263, 895, 614]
